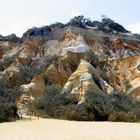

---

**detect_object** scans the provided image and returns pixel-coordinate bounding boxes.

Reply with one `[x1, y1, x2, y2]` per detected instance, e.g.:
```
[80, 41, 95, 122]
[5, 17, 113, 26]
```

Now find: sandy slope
[0, 118, 140, 140]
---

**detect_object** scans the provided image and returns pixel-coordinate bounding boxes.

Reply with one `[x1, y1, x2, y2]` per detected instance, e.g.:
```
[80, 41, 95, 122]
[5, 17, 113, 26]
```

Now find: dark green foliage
[23, 15, 129, 39]
[67, 15, 128, 33]
[85, 92, 140, 122]
[0, 78, 20, 122]
[67, 15, 88, 28]
[108, 112, 137, 122]
[33, 84, 77, 118]
[61, 104, 95, 121]
[101, 16, 128, 33]
[0, 34, 21, 42]
[50, 22, 65, 29]
[107, 93, 134, 112]
[33, 84, 63, 118]
[108, 101, 140, 122]
[86, 93, 109, 121]
[0, 102, 18, 122]
[22, 15, 128, 40]
[23, 26, 52, 39]
[33, 84, 140, 122]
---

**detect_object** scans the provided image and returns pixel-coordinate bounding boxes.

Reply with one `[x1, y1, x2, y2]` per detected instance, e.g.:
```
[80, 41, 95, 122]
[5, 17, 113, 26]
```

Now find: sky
[0, 0, 140, 37]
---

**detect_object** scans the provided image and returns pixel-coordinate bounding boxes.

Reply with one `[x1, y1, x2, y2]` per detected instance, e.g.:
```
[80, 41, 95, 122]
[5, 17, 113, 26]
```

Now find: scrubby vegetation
[0, 79, 20, 122]
[0, 34, 21, 42]
[32, 84, 140, 122]
[0, 102, 18, 122]
[85, 92, 140, 122]
[23, 15, 128, 39]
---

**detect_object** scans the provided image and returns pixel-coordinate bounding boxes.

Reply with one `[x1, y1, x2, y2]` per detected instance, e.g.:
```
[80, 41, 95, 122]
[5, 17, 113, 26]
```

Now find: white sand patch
[0, 119, 140, 140]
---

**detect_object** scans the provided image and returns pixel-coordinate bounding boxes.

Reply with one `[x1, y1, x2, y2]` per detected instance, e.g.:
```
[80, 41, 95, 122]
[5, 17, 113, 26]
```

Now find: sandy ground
[0, 118, 140, 140]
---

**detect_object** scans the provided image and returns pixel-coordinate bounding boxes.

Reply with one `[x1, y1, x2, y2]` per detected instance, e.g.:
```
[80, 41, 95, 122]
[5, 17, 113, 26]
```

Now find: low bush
[32, 84, 63, 118]
[85, 93, 109, 121]
[0, 102, 18, 122]
[0, 78, 20, 122]
[61, 104, 95, 121]
[85, 92, 140, 122]
[32, 85, 140, 122]
[108, 111, 137, 122]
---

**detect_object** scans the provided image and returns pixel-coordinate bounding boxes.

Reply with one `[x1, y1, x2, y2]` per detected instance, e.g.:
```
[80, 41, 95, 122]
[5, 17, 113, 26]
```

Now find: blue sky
[0, 0, 140, 37]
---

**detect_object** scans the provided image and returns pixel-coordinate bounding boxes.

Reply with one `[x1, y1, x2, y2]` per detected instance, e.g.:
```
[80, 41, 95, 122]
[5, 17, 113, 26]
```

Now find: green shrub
[107, 93, 134, 112]
[33, 84, 63, 117]
[85, 92, 140, 122]
[108, 111, 137, 122]
[0, 102, 18, 122]
[0, 78, 20, 122]
[61, 104, 95, 121]
[85, 93, 109, 121]
[32, 84, 140, 122]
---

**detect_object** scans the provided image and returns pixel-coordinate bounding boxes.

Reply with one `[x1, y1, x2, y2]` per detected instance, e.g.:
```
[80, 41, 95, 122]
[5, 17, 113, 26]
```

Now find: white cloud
[126, 22, 140, 34]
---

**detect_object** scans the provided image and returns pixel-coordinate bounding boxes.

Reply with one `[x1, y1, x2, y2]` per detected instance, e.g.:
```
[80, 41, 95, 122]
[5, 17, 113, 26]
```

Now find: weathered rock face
[2, 52, 23, 86]
[17, 74, 46, 114]
[1, 17, 140, 114]
[62, 60, 113, 104]
[44, 61, 68, 86]
[19, 42, 37, 58]
[0, 38, 44, 86]
[18, 38, 44, 65]
[20, 75, 45, 98]
[61, 32, 86, 47]
[44, 51, 85, 86]
[108, 56, 140, 98]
